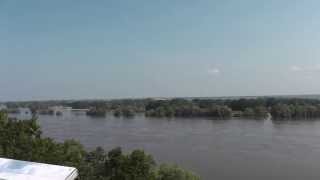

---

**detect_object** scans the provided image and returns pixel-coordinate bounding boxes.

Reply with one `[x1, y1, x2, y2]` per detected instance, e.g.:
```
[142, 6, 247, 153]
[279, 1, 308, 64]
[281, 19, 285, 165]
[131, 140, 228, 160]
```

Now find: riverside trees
[0, 111, 200, 180]
[5, 97, 320, 119]
[145, 99, 232, 119]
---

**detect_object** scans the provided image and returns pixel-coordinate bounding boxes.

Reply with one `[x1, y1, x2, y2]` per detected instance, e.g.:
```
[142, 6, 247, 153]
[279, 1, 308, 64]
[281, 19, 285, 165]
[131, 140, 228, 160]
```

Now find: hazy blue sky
[1, 0, 320, 101]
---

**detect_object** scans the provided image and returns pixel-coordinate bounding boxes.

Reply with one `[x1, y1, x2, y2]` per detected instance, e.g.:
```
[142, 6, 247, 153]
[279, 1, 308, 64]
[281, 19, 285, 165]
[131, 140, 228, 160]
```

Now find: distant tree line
[113, 107, 135, 118]
[5, 97, 320, 119]
[145, 99, 232, 119]
[145, 98, 320, 119]
[86, 108, 107, 117]
[0, 111, 200, 180]
[270, 104, 320, 119]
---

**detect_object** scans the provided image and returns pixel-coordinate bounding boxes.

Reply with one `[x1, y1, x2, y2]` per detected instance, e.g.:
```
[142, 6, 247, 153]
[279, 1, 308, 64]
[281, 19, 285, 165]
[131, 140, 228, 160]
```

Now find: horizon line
[2, 93, 320, 103]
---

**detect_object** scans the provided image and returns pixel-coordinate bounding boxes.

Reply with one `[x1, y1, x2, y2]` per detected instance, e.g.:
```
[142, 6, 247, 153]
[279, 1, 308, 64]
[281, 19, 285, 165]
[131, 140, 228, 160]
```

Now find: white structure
[0, 158, 78, 180]
[0, 105, 7, 111]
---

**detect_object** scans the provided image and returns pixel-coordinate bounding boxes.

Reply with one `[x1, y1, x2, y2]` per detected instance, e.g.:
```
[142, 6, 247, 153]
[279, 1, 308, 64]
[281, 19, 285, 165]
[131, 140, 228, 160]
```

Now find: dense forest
[0, 111, 200, 180]
[143, 98, 320, 119]
[3, 97, 320, 119]
[145, 99, 233, 118]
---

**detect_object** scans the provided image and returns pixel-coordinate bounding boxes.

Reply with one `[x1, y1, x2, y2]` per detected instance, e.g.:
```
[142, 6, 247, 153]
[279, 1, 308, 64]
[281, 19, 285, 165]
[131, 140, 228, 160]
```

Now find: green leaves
[0, 112, 200, 180]
[157, 164, 200, 180]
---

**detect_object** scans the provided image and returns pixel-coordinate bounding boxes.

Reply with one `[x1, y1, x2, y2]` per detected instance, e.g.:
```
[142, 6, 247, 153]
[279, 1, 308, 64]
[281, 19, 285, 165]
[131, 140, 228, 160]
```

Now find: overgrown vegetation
[0, 111, 200, 180]
[86, 108, 107, 117]
[4, 97, 320, 119]
[145, 99, 232, 119]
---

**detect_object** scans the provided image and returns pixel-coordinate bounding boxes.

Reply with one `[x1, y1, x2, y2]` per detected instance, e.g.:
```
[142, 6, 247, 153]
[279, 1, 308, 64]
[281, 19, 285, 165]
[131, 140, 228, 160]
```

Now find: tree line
[0, 111, 200, 180]
[4, 97, 320, 119]
[145, 98, 320, 119]
[145, 99, 232, 119]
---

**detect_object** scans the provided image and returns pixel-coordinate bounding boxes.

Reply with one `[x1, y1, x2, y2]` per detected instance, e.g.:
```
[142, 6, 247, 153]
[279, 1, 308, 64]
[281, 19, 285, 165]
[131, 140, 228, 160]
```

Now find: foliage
[6, 97, 320, 119]
[270, 103, 320, 119]
[156, 164, 200, 180]
[146, 99, 232, 119]
[0, 111, 200, 180]
[242, 106, 269, 118]
[86, 108, 107, 117]
[113, 107, 135, 118]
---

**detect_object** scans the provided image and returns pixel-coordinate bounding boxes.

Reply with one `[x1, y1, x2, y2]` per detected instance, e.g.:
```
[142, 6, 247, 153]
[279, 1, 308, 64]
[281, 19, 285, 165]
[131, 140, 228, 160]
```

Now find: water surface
[11, 111, 320, 180]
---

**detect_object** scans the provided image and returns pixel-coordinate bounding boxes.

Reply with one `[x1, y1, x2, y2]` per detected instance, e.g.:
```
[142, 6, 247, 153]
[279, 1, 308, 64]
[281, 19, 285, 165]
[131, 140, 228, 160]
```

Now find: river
[10, 110, 320, 180]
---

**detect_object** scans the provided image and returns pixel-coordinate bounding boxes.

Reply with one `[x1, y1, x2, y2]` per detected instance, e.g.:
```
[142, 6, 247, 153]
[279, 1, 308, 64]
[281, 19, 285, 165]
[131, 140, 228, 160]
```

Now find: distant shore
[3, 96, 320, 120]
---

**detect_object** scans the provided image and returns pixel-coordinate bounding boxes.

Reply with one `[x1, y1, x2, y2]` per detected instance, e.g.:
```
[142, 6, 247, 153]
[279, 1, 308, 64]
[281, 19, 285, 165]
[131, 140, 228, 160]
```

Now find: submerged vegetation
[3, 97, 320, 120]
[270, 104, 320, 119]
[0, 111, 200, 180]
[113, 107, 135, 118]
[145, 99, 232, 119]
[2, 97, 320, 179]
[86, 108, 107, 117]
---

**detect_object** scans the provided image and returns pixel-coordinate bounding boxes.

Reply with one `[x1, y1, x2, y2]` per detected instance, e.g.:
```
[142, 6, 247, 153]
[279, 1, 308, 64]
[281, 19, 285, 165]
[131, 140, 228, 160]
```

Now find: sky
[1, 0, 320, 101]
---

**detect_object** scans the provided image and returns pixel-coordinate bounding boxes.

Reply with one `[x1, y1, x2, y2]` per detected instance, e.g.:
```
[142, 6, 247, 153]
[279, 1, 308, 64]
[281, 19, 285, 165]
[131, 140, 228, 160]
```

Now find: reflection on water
[9, 112, 320, 180]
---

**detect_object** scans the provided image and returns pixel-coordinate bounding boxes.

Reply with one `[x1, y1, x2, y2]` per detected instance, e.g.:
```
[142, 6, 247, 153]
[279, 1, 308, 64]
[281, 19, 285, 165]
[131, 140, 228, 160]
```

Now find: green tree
[0, 111, 201, 180]
[157, 164, 200, 180]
